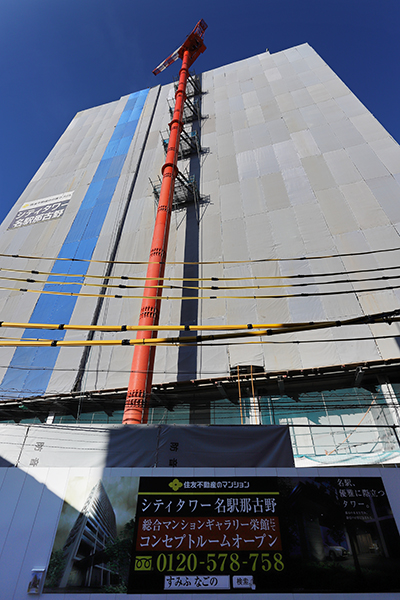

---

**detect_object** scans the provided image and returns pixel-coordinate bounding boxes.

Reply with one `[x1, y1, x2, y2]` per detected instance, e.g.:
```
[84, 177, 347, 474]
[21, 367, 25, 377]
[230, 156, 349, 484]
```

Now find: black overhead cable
[2, 244, 400, 266]
[2, 270, 400, 290]
[1, 262, 400, 282]
[3, 281, 400, 300]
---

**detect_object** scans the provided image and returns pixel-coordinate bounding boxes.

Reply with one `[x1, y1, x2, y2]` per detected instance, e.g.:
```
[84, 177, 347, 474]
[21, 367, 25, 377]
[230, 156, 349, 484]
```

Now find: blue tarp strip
[0, 88, 149, 397]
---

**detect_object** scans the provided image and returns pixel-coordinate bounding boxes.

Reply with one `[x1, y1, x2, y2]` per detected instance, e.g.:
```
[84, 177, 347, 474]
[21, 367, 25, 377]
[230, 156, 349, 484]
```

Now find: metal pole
[123, 49, 191, 424]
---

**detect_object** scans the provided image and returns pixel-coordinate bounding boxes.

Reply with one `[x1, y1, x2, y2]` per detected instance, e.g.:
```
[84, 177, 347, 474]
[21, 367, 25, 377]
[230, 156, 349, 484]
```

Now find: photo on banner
[44, 474, 140, 593]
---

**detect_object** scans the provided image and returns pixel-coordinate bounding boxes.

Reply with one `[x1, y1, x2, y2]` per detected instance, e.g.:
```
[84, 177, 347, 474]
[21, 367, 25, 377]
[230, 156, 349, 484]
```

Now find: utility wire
[0, 308, 399, 334]
[2, 282, 400, 300]
[0, 342, 398, 377]
[0, 310, 398, 347]
[2, 271, 400, 291]
[1, 262, 400, 282]
[2, 244, 400, 266]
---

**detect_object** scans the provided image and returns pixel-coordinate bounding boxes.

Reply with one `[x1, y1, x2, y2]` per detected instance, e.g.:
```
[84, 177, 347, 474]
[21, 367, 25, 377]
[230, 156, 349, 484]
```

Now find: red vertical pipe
[123, 49, 191, 424]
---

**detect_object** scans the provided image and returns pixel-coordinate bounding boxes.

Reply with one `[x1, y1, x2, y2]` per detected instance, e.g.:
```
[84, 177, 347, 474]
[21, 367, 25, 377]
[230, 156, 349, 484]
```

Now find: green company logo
[135, 556, 152, 571]
[169, 478, 183, 492]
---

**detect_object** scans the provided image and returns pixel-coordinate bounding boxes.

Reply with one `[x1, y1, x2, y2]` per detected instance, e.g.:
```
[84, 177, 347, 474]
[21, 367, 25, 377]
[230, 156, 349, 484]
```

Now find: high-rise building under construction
[1, 42, 400, 462]
[1, 42, 400, 598]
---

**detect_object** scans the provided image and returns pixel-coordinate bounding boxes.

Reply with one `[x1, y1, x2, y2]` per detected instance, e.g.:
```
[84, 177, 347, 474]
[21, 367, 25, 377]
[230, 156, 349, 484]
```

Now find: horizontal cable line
[0, 401, 391, 412]
[262, 404, 390, 409]
[0, 398, 390, 408]
[3, 282, 400, 300]
[0, 392, 392, 405]
[184, 334, 400, 347]
[2, 271, 400, 291]
[0, 397, 394, 409]
[0, 364, 229, 375]
[0, 434, 393, 452]
[167, 404, 392, 410]
[2, 245, 400, 266]
[0, 389, 388, 400]
[0, 411, 396, 424]
[0, 442, 373, 454]
[1, 334, 399, 348]
[0, 410, 394, 420]
[0, 378, 390, 392]
[2, 263, 400, 282]
[0, 394, 392, 405]
[1, 308, 399, 333]
[0, 311, 398, 347]
[0, 321, 337, 333]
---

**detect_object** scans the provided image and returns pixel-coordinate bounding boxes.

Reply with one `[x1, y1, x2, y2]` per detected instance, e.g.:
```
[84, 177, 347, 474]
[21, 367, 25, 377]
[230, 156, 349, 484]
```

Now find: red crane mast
[123, 20, 207, 425]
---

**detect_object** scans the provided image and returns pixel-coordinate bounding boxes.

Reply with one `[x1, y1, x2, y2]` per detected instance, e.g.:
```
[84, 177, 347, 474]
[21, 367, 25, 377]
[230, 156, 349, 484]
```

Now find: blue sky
[1, 0, 399, 225]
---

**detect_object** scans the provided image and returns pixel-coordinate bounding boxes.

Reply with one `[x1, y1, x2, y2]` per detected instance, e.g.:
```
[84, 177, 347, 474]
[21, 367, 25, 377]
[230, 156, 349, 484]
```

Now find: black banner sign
[129, 476, 400, 594]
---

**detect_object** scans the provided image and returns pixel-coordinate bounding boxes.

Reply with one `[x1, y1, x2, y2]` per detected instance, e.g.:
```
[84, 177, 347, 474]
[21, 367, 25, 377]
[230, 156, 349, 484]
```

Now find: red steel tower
[123, 20, 207, 424]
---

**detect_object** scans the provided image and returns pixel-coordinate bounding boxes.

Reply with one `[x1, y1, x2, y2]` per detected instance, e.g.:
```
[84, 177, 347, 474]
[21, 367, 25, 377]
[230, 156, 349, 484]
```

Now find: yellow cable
[1, 311, 399, 334]
[0, 321, 288, 332]
[0, 313, 398, 347]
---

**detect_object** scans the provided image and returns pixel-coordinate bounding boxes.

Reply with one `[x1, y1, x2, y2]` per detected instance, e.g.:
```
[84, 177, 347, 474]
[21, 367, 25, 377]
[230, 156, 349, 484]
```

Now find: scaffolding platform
[174, 71, 202, 97]
[161, 127, 201, 159]
[150, 170, 200, 210]
[168, 95, 201, 123]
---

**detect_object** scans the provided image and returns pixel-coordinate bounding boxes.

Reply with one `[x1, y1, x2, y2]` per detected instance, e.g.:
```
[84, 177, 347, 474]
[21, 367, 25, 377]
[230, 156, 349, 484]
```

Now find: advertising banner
[44, 473, 400, 594]
[129, 475, 400, 594]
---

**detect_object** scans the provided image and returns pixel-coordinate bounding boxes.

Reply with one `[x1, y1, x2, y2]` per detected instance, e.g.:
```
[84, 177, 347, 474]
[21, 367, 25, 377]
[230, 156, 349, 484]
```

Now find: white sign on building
[8, 191, 73, 229]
